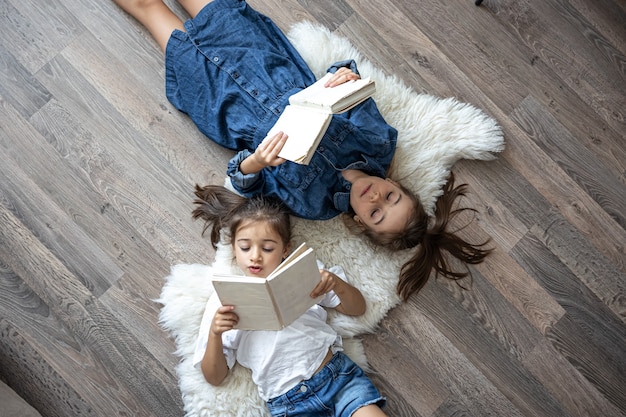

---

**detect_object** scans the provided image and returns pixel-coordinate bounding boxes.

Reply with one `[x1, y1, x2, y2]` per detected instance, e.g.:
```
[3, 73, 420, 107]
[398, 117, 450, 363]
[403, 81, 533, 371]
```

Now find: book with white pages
[211, 243, 323, 330]
[266, 72, 375, 165]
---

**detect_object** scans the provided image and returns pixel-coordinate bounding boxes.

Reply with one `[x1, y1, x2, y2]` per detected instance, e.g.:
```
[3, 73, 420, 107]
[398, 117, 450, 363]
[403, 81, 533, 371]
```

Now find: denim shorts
[266, 352, 386, 417]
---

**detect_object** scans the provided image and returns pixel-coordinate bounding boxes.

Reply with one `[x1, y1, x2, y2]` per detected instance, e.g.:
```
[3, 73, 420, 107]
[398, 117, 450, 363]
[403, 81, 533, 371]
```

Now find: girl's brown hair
[344, 172, 491, 301]
[192, 185, 291, 248]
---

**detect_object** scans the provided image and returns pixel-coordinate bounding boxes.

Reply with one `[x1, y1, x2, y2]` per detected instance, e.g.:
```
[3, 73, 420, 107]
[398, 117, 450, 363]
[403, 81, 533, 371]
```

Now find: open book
[266, 72, 376, 165]
[211, 243, 323, 330]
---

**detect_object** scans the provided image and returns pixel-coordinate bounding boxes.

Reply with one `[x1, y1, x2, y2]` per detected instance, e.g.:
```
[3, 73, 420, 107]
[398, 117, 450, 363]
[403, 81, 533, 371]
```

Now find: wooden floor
[1, 0, 624, 416]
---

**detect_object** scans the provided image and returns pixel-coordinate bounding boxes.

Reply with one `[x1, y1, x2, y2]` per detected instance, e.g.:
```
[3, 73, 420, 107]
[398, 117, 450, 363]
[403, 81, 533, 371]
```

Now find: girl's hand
[255, 131, 288, 167]
[324, 67, 361, 88]
[310, 269, 338, 298]
[211, 305, 239, 336]
[241, 132, 287, 174]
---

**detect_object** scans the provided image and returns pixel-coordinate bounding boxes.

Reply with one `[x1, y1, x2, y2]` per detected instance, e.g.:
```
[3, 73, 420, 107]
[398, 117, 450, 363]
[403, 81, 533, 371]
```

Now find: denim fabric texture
[266, 352, 386, 417]
[165, 0, 398, 220]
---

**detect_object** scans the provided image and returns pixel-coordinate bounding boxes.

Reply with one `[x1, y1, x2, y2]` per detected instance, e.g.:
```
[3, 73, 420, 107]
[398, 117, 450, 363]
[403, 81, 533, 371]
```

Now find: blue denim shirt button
[299, 385, 307, 393]
[213, 56, 219, 62]
[252, 90, 258, 96]
[233, 72, 239, 79]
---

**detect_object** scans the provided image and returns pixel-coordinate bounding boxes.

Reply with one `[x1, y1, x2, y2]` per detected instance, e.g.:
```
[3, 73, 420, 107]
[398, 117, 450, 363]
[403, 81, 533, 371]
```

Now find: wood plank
[523, 339, 626, 417]
[1, 92, 188, 281]
[413, 277, 573, 417]
[491, 0, 626, 134]
[0, 0, 624, 415]
[58, 28, 235, 188]
[503, 101, 626, 274]
[464, 241, 565, 334]
[0, 44, 51, 118]
[362, 324, 448, 416]
[0, 100, 123, 296]
[2, 0, 83, 74]
[396, 0, 625, 172]
[568, 0, 626, 55]
[337, 13, 434, 93]
[32, 56, 209, 265]
[501, 0, 626, 168]
[549, 314, 626, 412]
[0, 267, 153, 416]
[0, 318, 97, 417]
[530, 210, 626, 321]
[348, 0, 502, 104]
[100, 274, 180, 372]
[451, 157, 540, 249]
[297, 0, 354, 31]
[0, 203, 183, 416]
[375, 296, 535, 417]
[511, 95, 625, 228]
[0, 152, 122, 297]
[512, 231, 626, 416]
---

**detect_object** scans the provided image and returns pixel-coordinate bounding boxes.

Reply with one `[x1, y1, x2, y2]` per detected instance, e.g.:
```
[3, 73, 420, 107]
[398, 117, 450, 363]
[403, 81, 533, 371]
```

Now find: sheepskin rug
[157, 21, 505, 417]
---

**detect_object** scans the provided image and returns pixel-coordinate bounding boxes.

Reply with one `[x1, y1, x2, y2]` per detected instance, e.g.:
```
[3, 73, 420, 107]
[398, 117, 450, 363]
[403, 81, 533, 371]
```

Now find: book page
[211, 275, 282, 330]
[266, 246, 323, 327]
[289, 73, 374, 113]
[269, 105, 331, 165]
[269, 242, 309, 276]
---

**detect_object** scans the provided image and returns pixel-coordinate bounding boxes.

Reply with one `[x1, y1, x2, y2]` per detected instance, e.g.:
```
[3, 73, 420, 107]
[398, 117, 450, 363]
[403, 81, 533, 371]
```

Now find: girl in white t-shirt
[191, 190, 387, 416]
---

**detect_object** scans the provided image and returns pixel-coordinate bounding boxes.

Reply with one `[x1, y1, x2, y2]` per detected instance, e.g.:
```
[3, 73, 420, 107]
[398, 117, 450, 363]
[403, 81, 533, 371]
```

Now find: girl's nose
[250, 248, 262, 261]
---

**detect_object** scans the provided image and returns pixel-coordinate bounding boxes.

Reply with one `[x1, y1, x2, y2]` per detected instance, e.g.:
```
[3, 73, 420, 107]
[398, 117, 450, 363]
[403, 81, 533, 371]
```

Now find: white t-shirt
[192, 263, 345, 400]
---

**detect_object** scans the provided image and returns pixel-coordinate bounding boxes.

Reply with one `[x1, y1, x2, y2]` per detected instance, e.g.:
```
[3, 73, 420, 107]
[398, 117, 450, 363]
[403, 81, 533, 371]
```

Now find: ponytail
[192, 185, 246, 248]
[397, 173, 491, 300]
[345, 172, 492, 301]
[192, 184, 292, 249]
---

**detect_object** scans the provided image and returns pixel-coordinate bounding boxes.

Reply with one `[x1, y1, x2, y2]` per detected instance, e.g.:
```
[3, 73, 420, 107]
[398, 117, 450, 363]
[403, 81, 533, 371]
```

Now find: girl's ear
[353, 215, 366, 231]
[283, 242, 292, 259]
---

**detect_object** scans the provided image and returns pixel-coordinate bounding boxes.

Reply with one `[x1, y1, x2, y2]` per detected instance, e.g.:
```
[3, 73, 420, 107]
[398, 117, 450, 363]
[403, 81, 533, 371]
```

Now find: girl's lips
[248, 266, 262, 274]
[360, 184, 371, 197]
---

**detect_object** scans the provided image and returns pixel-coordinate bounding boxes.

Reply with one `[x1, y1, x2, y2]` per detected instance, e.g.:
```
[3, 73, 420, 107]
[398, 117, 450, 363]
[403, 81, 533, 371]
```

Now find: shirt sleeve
[192, 292, 223, 368]
[326, 59, 360, 76]
[221, 330, 240, 369]
[226, 149, 264, 194]
[192, 291, 241, 370]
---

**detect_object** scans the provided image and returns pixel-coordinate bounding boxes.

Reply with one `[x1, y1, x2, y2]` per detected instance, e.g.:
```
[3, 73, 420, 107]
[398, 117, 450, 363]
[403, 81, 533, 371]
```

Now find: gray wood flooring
[0, 0, 624, 416]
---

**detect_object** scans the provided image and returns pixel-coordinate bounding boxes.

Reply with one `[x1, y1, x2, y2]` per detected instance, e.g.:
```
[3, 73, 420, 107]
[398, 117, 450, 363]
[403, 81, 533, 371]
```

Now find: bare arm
[200, 305, 239, 385]
[311, 270, 366, 316]
[239, 131, 288, 174]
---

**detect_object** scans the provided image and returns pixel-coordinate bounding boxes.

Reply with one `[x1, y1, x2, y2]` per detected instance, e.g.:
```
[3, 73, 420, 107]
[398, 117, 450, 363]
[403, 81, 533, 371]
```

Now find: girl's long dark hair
[192, 185, 291, 248]
[344, 172, 492, 301]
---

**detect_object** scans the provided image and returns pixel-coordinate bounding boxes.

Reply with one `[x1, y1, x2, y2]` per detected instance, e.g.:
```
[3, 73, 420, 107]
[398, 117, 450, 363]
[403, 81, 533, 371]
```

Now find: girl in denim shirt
[114, 0, 492, 301]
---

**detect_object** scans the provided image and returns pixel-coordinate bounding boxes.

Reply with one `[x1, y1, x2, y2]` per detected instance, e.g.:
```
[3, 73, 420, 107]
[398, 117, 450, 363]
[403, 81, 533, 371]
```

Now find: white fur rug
[157, 21, 504, 417]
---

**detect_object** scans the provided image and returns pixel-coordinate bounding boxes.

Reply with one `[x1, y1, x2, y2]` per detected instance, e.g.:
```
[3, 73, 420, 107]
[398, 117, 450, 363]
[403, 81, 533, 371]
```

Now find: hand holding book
[211, 243, 324, 330]
[262, 71, 376, 165]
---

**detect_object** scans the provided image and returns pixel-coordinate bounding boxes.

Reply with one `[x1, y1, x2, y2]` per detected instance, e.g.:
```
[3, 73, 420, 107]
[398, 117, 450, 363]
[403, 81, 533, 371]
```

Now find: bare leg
[352, 404, 388, 417]
[112, 0, 185, 52]
[177, 0, 213, 19]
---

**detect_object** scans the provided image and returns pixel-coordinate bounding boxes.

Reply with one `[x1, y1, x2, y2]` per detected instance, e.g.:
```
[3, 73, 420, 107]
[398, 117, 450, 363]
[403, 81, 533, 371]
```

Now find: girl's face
[349, 176, 413, 234]
[233, 220, 290, 278]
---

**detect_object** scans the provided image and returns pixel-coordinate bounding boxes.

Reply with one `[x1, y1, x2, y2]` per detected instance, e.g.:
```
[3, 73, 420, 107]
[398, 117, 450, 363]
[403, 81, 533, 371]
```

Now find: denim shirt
[227, 97, 397, 219]
[165, 0, 398, 220]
